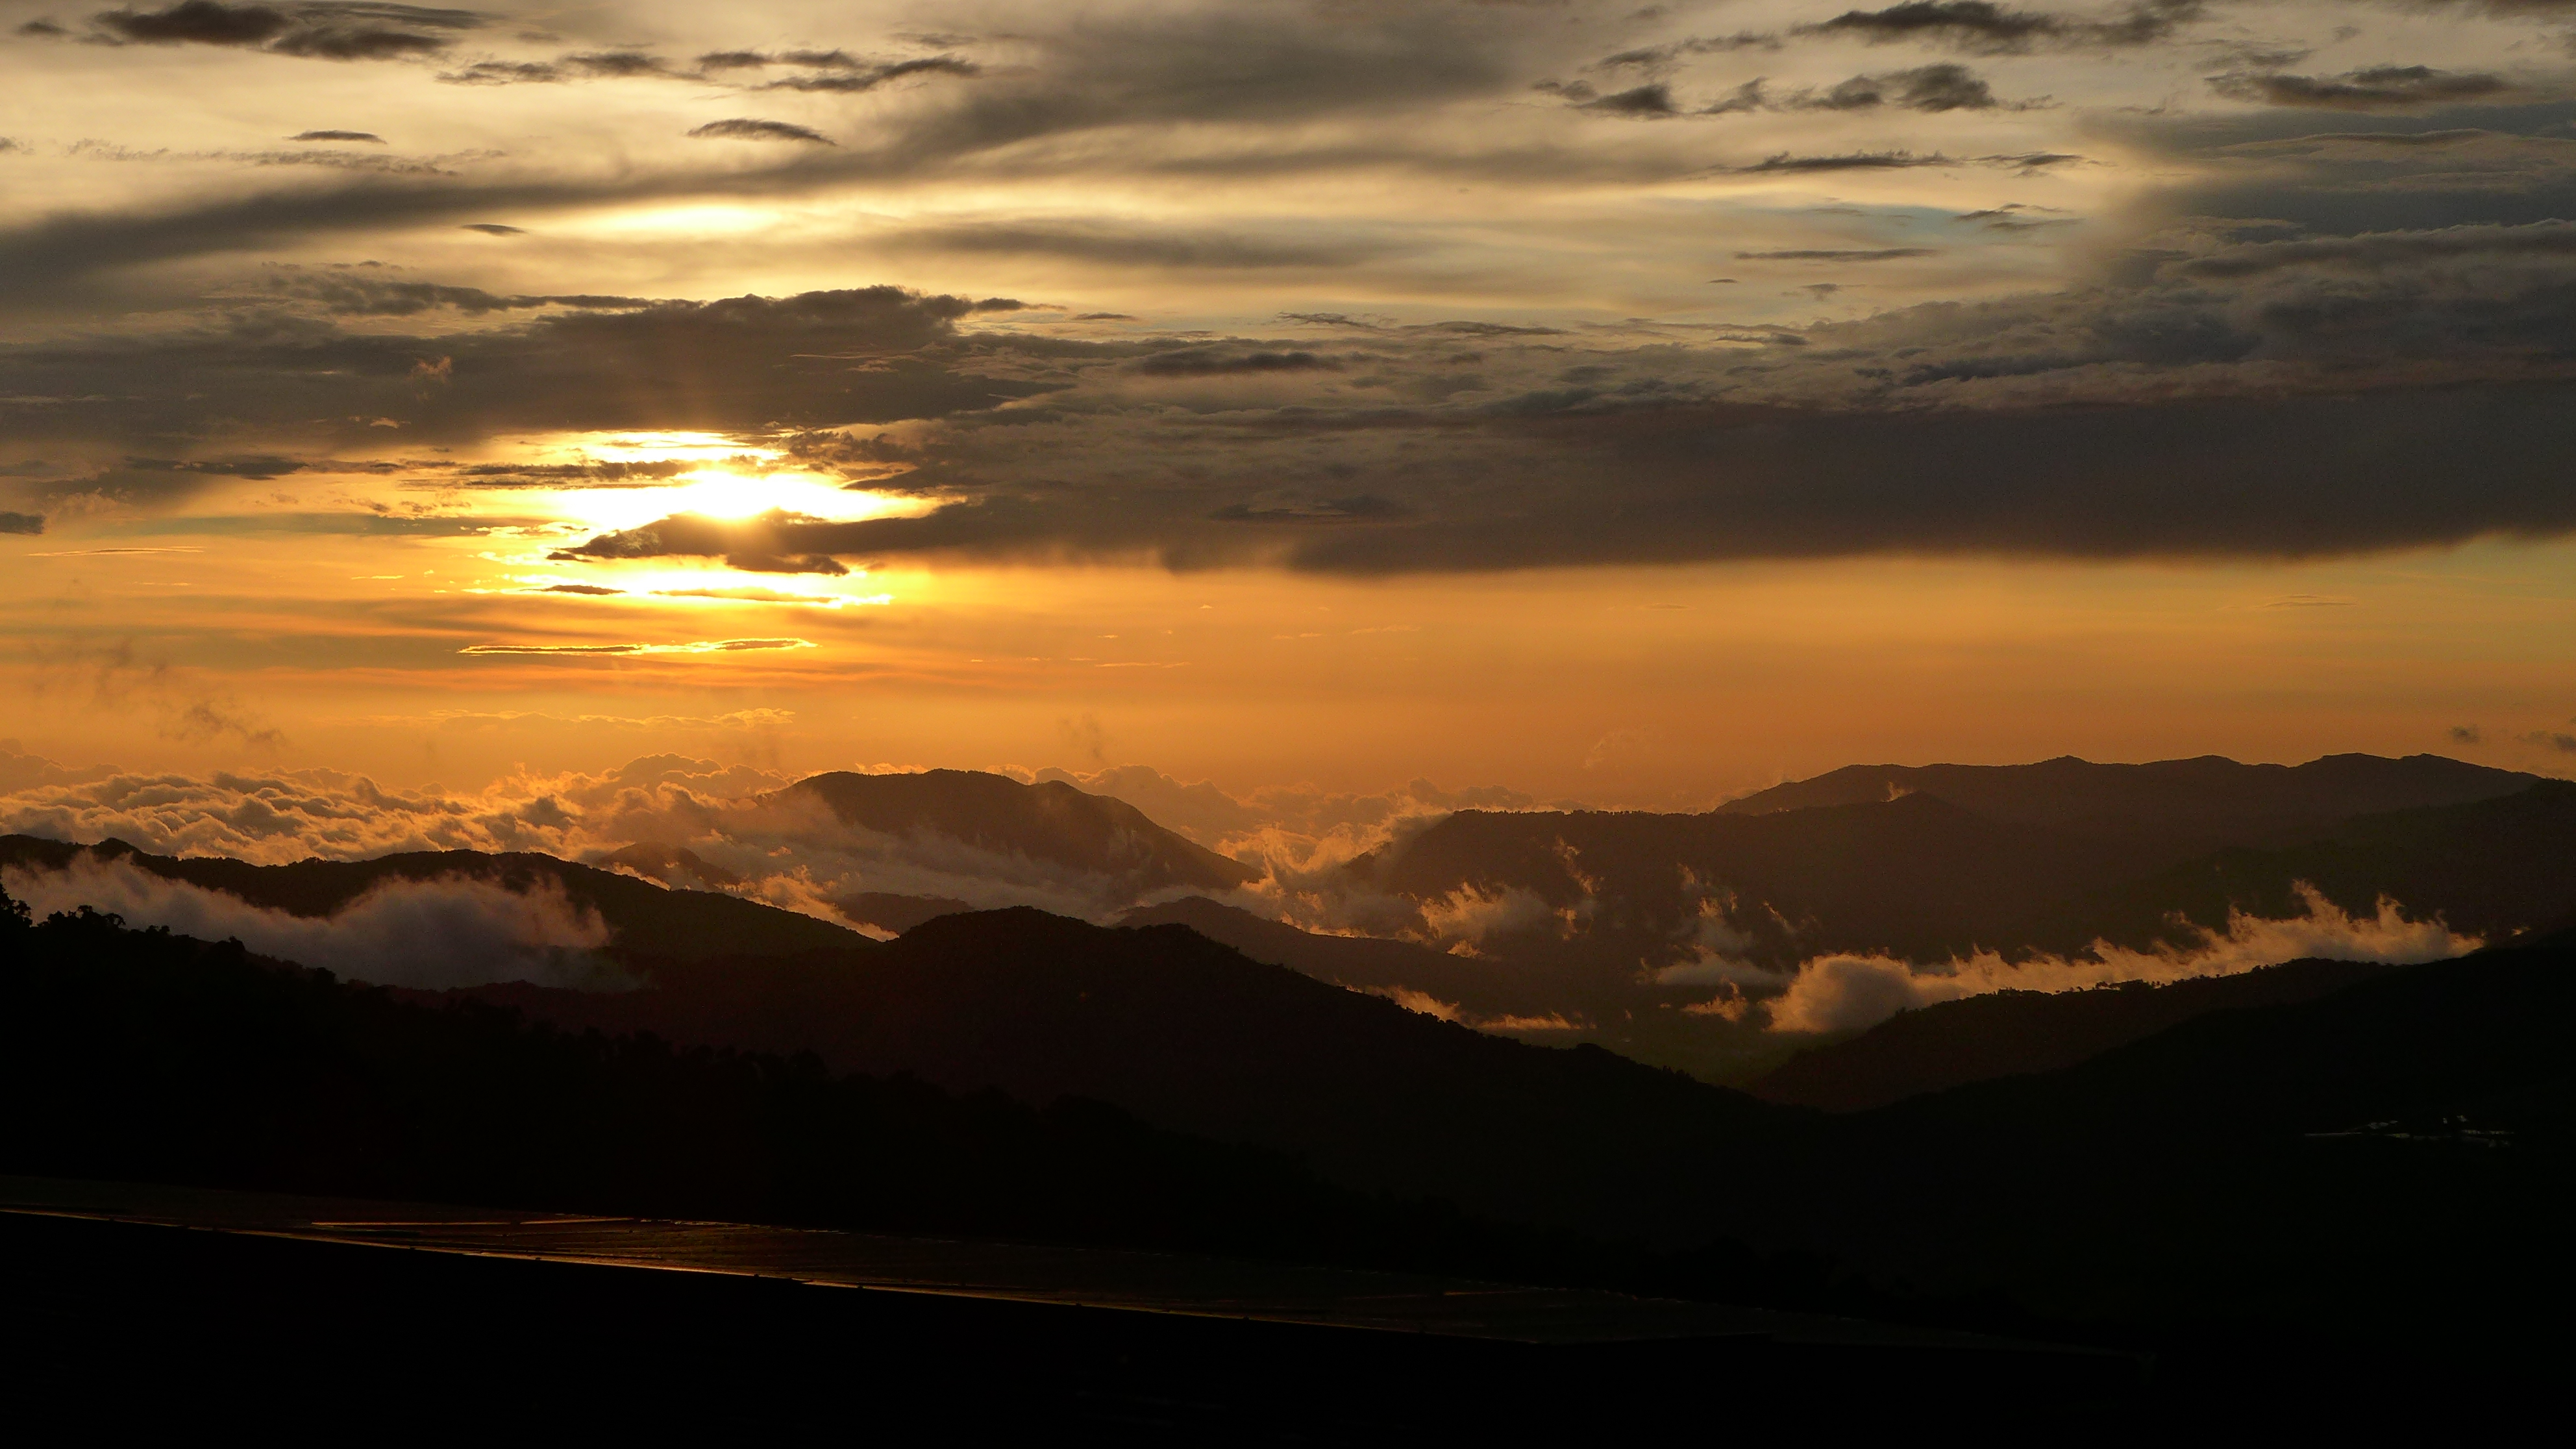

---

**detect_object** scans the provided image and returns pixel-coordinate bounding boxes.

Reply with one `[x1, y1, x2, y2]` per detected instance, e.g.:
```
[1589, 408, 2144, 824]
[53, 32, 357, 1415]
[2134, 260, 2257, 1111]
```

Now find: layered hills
[453, 909, 1766, 1237]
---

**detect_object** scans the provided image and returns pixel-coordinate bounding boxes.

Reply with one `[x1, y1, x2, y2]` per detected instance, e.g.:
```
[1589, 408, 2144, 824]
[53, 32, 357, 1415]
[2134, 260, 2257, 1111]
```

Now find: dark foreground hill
[1751, 957, 2403, 1111]
[3, 883, 2570, 1358]
[0, 904, 1514, 1274]
[781, 769, 1258, 897]
[0, 834, 861, 961]
[455, 908, 1772, 1239]
[1765, 937, 2576, 1333]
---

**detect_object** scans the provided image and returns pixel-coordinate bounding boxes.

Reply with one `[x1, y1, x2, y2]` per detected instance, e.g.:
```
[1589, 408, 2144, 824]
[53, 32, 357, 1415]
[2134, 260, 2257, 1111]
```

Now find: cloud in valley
[2, 854, 621, 989]
[1760, 886, 2477, 1034]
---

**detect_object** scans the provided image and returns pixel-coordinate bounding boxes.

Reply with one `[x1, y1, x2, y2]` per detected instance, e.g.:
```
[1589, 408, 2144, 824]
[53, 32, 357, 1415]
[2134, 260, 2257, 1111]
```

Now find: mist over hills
[0, 834, 860, 980]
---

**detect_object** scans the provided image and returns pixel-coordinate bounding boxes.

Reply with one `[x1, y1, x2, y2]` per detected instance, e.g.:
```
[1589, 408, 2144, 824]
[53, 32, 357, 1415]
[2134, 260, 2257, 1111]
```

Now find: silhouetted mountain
[782, 770, 1257, 897]
[0, 902, 1543, 1276]
[837, 891, 975, 935]
[2038, 780, 2576, 951]
[0, 836, 860, 961]
[1352, 792, 2144, 969]
[451, 908, 1772, 1238]
[1751, 957, 2402, 1111]
[1720, 752, 2533, 860]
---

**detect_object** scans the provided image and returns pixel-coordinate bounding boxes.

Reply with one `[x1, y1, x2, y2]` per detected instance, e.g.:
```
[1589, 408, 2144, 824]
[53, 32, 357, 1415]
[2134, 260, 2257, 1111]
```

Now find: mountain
[836, 891, 974, 934]
[1350, 791, 2146, 969]
[0, 902, 1536, 1278]
[2033, 779, 2576, 951]
[1719, 752, 2535, 860]
[0, 836, 860, 962]
[450, 908, 1773, 1239]
[1750, 956, 2403, 1111]
[782, 769, 1259, 897]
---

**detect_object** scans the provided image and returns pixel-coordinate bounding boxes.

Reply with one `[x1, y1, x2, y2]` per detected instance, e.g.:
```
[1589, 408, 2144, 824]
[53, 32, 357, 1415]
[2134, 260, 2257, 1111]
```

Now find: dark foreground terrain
[1, 883, 2568, 1427]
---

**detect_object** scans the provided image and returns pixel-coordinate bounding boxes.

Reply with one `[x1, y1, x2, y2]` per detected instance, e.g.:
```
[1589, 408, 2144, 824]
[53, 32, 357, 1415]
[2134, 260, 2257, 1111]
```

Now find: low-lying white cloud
[1761, 885, 2476, 1035]
[3, 856, 625, 991]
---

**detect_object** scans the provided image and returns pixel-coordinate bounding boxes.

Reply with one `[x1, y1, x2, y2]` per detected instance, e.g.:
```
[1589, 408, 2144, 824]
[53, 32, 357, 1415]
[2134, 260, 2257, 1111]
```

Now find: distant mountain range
[9, 752, 2575, 1097]
[1717, 753, 2536, 858]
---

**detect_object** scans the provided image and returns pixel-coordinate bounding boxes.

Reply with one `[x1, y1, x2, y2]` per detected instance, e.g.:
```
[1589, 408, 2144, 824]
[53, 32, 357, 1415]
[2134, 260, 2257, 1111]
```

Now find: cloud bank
[1759, 885, 2477, 1034]
[3, 854, 621, 990]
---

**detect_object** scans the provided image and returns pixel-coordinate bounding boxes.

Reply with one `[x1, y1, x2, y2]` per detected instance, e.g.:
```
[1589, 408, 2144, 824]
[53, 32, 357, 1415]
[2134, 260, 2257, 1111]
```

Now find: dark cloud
[885, 221, 1402, 270]
[1732, 151, 1958, 172]
[687, 119, 834, 145]
[560, 50, 672, 79]
[1583, 83, 1679, 117]
[2526, 730, 2576, 752]
[756, 55, 980, 93]
[1592, 33, 1780, 71]
[288, 129, 383, 143]
[1735, 248, 1940, 260]
[436, 59, 557, 84]
[0, 286, 1064, 456]
[2451, 725, 2484, 744]
[1795, 0, 2201, 54]
[92, 2, 481, 60]
[0, 512, 43, 534]
[458, 222, 522, 234]
[1795, 64, 2008, 112]
[1133, 348, 1340, 377]
[1209, 495, 1413, 524]
[2209, 66, 2514, 111]
[256, 269, 645, 316]
[495, 200, 2576, 577]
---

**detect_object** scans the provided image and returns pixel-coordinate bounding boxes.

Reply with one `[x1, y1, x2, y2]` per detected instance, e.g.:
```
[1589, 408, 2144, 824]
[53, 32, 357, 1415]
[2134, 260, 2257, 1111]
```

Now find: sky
[7, 0, 2576, 817]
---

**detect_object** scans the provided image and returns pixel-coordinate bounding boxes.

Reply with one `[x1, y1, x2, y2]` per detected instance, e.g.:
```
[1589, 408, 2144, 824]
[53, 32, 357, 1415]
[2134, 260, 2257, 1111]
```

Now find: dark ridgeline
[1716, 752, 2537, 855]
[782, 768, 1260, 895]
[2029, 778, 2576, 950]
[1336, 754, 2549, 978]
[1751, 958, 2407, 1111]
[445, 908, 1774, 1241]
[0, 897, 1529, 1278]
